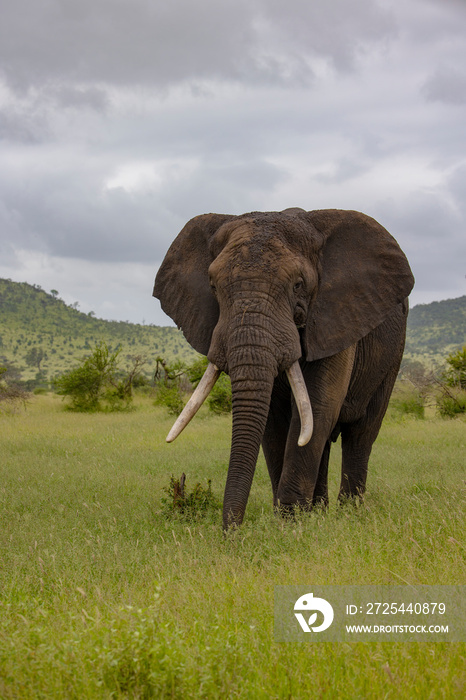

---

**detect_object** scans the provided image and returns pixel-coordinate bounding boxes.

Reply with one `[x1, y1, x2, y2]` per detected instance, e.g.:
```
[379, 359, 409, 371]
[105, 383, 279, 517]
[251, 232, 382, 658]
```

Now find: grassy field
[0, 395, 465, 698]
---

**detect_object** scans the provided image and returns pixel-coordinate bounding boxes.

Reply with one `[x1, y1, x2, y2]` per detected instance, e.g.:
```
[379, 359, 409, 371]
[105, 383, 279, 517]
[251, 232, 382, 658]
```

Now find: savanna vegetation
[404, 295, 466, 365]
[396, 346, 466, 420]
[1, 279, 465, 696]
[49, 346, 231, 417]
[0, 393, 465, 698]
[2, 279, 466, 392]
[0, 366, 30, 413]
[0, 279, 197, 388]
[54, 342, 148, 413]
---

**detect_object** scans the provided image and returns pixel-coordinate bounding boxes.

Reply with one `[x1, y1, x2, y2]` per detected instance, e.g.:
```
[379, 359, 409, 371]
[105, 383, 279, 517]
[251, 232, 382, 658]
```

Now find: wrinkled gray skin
[153, 208, 414, 530]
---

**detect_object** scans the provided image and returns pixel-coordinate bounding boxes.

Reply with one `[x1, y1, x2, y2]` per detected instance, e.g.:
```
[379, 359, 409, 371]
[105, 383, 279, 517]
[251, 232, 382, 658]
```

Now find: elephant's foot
[337, 490, 365, 507]
[275, 498, 323, 520]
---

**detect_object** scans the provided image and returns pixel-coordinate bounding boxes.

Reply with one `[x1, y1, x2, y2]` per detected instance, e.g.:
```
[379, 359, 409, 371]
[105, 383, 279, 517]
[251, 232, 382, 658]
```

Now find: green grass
[1, 395, 465, 698]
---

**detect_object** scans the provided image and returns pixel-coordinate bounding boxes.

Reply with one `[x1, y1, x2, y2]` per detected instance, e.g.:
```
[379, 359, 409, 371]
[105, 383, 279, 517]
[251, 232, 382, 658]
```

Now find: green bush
[436, 389, 466, 418]
[390, 388, 425, 419]
[54, 342, 135, 412]
[207, 373, 232, 414]
[154, 384, 185, 416]
[161, 473, 220, 519]
[185, 355, 208, 385]
[435, 346, 466, 418]
[33, 387, 48, 395]
[0, 366, 30, 411]
[443, 345, 466, 389]
[153, 357, 188, 416]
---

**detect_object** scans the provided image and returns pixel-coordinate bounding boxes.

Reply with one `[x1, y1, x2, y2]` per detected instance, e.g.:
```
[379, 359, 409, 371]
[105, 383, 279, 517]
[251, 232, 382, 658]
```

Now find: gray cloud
[1, 0, 395, 92]
[422, 66, 466, 105]
[1, 0, 465, 323]
[376, 183, 466, 302]
[47, 85, 110, 111]
[0, 106, 49, 143]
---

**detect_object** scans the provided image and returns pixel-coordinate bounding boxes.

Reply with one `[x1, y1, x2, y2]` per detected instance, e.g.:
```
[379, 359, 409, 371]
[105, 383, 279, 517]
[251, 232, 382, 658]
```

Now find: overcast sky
[1, 0, 465, 326]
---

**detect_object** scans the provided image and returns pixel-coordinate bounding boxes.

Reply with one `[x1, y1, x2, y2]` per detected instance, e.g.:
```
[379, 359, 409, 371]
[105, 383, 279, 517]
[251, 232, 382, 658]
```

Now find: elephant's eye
[210, 281, 217, 295]
[293, 280, 303, 293]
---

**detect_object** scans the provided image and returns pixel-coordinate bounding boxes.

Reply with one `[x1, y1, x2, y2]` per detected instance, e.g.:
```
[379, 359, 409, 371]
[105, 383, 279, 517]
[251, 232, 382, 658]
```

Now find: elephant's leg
[312, 440, 331, 507]
[338, 426, 372, 500]
[277, 411, 332, 510]
[339, 303, 407, 501]
[262, 377, 292, 506]
[278, 347, 356, 510]
[338, 368, 398, 500]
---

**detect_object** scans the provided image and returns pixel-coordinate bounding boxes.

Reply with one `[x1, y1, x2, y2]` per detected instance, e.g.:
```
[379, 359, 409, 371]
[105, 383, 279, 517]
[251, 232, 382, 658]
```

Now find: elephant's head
[153, 209, 414, 529]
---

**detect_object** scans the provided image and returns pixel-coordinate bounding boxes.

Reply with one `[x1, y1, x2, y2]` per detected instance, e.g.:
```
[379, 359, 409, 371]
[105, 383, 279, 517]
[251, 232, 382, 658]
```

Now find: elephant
[153, 208, 414, 530]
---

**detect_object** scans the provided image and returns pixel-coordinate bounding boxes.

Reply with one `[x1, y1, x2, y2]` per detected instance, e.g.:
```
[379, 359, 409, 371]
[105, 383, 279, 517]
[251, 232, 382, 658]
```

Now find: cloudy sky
[1, 0, 465, 326]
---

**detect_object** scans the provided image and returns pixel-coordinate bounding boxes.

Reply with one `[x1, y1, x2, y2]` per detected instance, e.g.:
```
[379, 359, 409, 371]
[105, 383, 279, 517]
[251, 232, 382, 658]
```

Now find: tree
[436, 346, 466, 417]
[0, 366, 29, 411]
[153, 356, 186, 386]
[54, 342, 146, 412]
[153, 357, 187, 416]
[443, 346, 466, 389]
[116, 354, 149, 398]
[25, 346, 47, 371]
[399, 346, 466, 419]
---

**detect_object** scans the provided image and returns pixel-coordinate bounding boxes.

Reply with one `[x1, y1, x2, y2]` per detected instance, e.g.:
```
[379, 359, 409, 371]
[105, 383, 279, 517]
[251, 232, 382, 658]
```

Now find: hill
[1, 279, 465, 385]
[0, 279, 197, 385]
[404, 295, 466, 366]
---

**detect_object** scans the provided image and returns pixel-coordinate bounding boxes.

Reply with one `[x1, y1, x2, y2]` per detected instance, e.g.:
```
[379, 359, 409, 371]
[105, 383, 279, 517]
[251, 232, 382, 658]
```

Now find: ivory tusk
[166, 362, 221, 443]
[286, 361, 313, 446]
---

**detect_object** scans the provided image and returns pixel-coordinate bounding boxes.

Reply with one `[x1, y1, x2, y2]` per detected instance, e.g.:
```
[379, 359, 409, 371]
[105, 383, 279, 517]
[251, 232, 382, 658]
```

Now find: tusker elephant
[153, 208, 414, 530]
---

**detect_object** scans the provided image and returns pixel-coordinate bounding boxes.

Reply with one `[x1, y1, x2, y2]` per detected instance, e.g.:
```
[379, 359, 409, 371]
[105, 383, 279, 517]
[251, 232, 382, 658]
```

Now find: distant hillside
[404, 295, 466, 366]
[0, 279, 197, 384]
[1, 279, 465, 385]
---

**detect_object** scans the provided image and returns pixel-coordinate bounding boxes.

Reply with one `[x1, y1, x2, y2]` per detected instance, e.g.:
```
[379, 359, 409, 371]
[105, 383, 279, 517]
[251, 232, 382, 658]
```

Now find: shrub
[391, 391, 425, 419]
[0, 366, 30, 412]
[436, 389, 466, 418]
[161, 473, 220, 519]
[153, 357, 189, 416]
[154, 355, 232, 418]
[154, 384, 185, 416]
[54, 342, 119, 411]
[435, 346, 466, 418]
[54, 342, 145, 412]
[390, 384, 425, 419]
[207, 373, 232, 414]
[443, 346, 466, 389]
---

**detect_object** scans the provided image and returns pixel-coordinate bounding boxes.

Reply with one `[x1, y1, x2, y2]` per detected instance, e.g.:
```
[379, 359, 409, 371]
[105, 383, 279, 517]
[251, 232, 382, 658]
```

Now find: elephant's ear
[153, 213, 234, 355]
[303, 209, 414, 361]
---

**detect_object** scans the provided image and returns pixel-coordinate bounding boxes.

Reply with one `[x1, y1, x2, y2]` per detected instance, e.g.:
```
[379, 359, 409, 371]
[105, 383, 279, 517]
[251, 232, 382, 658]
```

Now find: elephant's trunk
[222, 356, 275, 529]
[220, 318, 313, 529]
